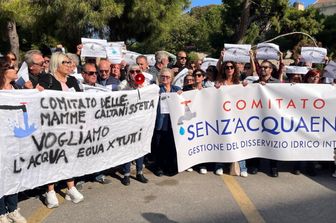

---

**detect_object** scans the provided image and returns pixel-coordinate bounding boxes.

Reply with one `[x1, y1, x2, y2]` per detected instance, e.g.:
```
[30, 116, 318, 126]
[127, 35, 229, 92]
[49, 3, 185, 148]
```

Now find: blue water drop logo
[179, 126, 185, 135]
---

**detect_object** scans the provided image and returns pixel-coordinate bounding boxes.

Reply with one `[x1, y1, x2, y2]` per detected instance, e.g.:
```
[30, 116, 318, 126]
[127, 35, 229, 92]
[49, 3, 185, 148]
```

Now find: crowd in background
[0, 44, 335, 223]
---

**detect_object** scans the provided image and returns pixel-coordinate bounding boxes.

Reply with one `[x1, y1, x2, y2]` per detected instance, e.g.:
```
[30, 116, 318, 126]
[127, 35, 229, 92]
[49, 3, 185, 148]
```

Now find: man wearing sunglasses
[97, 59, 120, 91]
[24, 50, 46, 88]
[171, 51, 188, 75]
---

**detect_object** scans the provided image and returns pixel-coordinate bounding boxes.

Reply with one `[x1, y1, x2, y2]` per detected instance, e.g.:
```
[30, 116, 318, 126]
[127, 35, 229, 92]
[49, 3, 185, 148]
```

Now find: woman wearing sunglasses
[38, 52, 83, 209]
[214, 61, 248, 178]
[118, 64, 149, 185]
[0, 58, 27, 223]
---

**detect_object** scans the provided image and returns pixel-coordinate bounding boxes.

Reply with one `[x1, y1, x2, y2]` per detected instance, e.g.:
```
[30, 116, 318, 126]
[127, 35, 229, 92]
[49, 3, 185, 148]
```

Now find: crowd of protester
[0, 44, 336, 223]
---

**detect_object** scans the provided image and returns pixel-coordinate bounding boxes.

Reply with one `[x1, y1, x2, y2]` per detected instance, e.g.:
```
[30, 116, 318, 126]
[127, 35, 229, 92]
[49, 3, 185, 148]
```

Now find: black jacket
[38, 73, 81, 92]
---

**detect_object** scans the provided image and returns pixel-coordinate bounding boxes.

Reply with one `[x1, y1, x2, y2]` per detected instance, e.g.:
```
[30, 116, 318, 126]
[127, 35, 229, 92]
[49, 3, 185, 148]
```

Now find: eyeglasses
[84, 71, 98, 76]
[225, 66, 234, 70]
[261, 66, 271, 70]
[194, 73, 203, 77]
[129, 70, 141, 74]
[161, 75, 171, 79]
[62, 61, 72, 65]
[100, 69, 109, 73]
[179, 57, 187, 60]
[33, 61, 45, 66]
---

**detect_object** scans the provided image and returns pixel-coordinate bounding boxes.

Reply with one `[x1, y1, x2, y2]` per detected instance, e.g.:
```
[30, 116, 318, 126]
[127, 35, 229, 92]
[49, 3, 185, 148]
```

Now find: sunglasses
[179, 57, 187, 60]
[62, 61, 72, 65]
[161, 75, 171, 79]
[194, 73, 203, 77]
[85, 71, 98, 76]
[225, 66, 234, 70]
[130, 70, 141, 74]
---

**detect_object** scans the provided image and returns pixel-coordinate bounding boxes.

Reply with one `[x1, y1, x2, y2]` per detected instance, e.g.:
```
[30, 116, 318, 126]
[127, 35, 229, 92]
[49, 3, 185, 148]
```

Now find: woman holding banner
[0, 58, 27, 223]
[38, 52, 84, 208]
[214, 61, 248, 178]
[152, 68, 182, 176]
[118, 64, 149, 186]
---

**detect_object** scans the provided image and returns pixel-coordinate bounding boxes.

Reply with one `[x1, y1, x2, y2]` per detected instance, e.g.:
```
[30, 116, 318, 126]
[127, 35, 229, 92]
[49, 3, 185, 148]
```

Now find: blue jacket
[155, 84, 181, 131]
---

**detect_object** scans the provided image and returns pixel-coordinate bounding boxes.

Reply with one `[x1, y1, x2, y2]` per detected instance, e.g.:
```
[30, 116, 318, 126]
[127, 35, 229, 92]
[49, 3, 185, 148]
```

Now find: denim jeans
[239, 160, 247, 172]
[0, 194, 18, 215]
[123, 156, 144, 176]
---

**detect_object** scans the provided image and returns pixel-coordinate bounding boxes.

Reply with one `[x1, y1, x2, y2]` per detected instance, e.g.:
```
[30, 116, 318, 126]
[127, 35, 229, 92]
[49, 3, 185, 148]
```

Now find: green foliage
[221, 0, 288, 44]
[316, 14, 336, 58]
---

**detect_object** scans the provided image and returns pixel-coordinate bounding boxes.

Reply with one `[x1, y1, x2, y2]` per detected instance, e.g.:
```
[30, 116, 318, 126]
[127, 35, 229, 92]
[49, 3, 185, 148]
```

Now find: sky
[191, 0, 316, 8]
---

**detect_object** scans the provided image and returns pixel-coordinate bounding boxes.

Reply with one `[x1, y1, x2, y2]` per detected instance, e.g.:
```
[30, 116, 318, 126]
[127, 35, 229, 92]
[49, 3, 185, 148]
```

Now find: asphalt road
[18, 162, 336, 223]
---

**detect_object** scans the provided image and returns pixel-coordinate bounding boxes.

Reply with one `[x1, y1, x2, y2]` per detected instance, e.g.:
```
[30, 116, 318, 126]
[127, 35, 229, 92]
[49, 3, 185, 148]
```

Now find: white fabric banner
[0, 85, 159, 197]
[224, 44, 251, 63]
[301, 47, 327, 64]
[165, 84, 335, 172]
[256, 43, 280, 60]
[81, 38, 107, 58]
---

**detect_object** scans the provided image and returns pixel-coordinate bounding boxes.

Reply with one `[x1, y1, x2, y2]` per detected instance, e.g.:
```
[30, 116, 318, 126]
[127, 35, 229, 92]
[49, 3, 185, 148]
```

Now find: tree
[0, 0, 39, 58]
[221, 0, 288, 44]
[31, 0, 124, 52]
[316, 14, 336, 58]
[109, 0, 190, 53]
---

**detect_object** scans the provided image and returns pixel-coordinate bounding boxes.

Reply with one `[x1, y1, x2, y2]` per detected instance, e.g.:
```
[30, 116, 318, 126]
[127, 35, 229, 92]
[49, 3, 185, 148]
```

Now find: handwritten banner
[165, 84, 335, 172]
[0, 85, 159, 197]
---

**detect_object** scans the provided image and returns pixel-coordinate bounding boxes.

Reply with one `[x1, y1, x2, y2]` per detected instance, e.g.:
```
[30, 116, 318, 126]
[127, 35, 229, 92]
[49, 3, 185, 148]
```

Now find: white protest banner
[81, 84, 110, 92]
[144, 54, 156, 66]
[301, 47, 327, 64]
[285, 66, 310, 75]
[142, 71, 154, 84]
[165, 84, 335, 172]
[15, 62, 29, 87]
[81, 38, 107, 58]
[256, 43, 280, 60]
[172, 68, 189, 88]
[323, 61, 336, 79]
[200, 58, 218, 71]
[107, 42, 125, 64]
[0, 85, 159, 197]
[124, 51, 141, 65]
[224, 44, 251, 63]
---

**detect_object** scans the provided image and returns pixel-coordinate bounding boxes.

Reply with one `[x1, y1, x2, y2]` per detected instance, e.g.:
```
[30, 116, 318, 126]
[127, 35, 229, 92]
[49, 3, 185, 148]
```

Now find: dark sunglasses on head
[85, 71, 97, 76]
[130, 69, 141, 74]
[225, 66, 234, 70]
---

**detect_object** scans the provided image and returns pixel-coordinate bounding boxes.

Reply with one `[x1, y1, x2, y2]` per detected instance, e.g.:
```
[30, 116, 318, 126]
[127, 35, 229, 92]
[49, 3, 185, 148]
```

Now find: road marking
[27, 191, 65, 223]
[222, 174, 266, 223]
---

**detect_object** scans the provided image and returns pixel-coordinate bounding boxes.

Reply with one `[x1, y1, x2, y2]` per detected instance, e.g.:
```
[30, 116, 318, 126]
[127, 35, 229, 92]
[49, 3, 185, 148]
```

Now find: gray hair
[159, 67, 175, 82]
[24, 50, 42, 66]
[66, 53, 79, 66]
[49, 52, 69, 75]
[155, 51, 168, 63]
